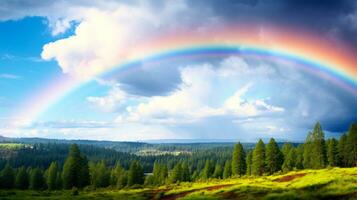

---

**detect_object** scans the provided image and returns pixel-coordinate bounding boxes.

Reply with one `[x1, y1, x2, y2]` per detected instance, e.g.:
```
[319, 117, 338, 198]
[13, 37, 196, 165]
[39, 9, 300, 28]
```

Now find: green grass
[0, 143, 25, 150]
[1, 167, 356, 200]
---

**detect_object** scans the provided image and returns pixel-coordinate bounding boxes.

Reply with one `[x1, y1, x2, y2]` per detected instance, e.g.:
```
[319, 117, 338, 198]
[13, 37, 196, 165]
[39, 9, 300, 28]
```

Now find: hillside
[1, 167, 356, 200]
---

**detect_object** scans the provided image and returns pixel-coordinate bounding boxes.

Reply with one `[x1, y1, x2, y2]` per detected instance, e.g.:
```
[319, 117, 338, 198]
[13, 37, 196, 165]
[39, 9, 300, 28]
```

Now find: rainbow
[12, 26, 357, 126]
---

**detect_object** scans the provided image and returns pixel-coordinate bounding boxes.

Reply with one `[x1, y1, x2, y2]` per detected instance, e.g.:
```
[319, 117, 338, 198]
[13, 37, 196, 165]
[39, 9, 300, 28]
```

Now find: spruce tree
[0, 163, 15, 189]
[265, 138, 283, 174]
[281, 143, 293, 159]
[127, 161, 144, 186]
[15, 167, 29, 190]
[303, 123, 327, 169]
[212, 164, 223, 179]
[295, 144, 304, 169]
[346, 123, 357, 167]
[29, 168, 44, 190]
[338, 133, 348, 167]
[223, 160, 232, 179]
[246, 151, 253, 175]
[327, 138, 338, 167]
[90, 161, 110, 188]
[169, 162, 183, 183]
[46, 162, 58, 190]
[62, 144, 89, 189]
[252, 139, 265, 176]
[181, 162, 190, 182]
[282, 148, 296, 172]
[201, 160, 214, 179]
[110, 162, 125, 187]
[232, 142, 246, 176]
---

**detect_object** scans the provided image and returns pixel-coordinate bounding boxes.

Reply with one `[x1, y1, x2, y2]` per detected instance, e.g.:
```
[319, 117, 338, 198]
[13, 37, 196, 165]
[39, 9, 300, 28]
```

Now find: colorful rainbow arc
[12, 28, 357, 126]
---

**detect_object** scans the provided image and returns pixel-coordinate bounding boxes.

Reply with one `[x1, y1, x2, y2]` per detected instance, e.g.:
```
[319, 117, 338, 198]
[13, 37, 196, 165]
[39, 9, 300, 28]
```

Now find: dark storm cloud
[191, 0, 357, 46]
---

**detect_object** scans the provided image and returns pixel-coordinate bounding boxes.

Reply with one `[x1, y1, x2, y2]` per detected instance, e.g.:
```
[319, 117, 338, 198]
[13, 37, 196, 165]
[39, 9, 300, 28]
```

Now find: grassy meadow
[0, 167, 356, 200]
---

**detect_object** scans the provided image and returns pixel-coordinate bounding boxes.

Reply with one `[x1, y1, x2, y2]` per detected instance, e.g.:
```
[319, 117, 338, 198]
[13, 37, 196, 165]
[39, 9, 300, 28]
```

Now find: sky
[0, 0, 357, 141]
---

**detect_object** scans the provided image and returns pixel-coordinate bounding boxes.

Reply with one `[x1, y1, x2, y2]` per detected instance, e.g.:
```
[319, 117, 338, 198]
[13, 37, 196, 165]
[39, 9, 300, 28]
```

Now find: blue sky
[0, 0, 357, 141]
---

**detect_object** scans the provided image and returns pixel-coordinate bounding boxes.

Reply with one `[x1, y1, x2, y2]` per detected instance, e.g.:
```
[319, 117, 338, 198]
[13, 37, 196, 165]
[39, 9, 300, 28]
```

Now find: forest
[0, 122, 356, 199]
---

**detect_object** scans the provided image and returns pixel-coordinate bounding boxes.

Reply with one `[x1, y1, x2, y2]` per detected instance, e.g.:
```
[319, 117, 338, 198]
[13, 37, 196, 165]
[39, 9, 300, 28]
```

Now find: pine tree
[62, 144, 89, 189]
[201, 160, 214, 180]
[232, 142, 246, 176]
[46, 162, 58, 190]
[15, 167, 29, 190]
[212, 164, 223, 179]
[252, 139, 265, 176]
[29, 168, 44, 190]
[281, 143, 293, 159]
[246, 151, 253, 175]
[295, 144, 304, 169]
[90, 161, 110, 188]
[327, 138, 338, 167]
[265, 138, 283, 175]
[127, 160, 144, 186]
[0, 163, 15, 189]
[346, 123, 357, 167]
[282, 148, 296, 172]
[304, 123, 327, 169]
[338, 133, 348, 167]
[169, 162, 183, 183]
[223, 160, 232, 179]
[181, 162, 190, 182]
[110, 162, 125, 187]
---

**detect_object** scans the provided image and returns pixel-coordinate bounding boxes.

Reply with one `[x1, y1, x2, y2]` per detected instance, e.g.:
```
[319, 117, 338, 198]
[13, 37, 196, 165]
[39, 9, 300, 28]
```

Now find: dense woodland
[0, 122, 356, 191]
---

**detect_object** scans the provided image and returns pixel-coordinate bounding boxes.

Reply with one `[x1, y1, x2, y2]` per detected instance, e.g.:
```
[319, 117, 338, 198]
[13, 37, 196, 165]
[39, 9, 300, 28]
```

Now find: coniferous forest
[0, 122, 356, 200]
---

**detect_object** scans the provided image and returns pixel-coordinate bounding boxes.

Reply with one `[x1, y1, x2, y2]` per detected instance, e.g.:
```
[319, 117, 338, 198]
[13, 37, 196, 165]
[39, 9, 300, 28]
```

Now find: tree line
[0, 122, 355, 190]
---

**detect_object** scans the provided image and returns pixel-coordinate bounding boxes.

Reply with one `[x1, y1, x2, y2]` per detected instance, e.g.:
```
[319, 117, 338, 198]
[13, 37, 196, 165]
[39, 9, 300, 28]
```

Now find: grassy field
[0, 167, 356, 200]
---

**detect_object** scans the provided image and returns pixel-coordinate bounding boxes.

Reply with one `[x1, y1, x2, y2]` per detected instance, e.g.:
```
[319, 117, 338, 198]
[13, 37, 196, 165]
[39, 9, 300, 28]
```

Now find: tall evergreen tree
[295, 144, 304, 169]
[169, 162, 183, 183]
[232, 142, 246, 176]
[212, 164, 223, 179]
[304, 123, 327, 169]
[110, 162, 125, 187]
[181, 162, 190, 182]
[29, 168, 44, 190]
[223, 160, 232, 179]
[265, 138, 283, 174]
[252, 139, 265, 176]
[327, 138, 339, 167]
[282, 148, 296, 172]
[127, 161, 144, 186]
[246, 151, 253, 176]
[0, 163, 15, 189]
[338, 133, 348, 167]
[15, 167, 29, 190]
[281, 143, 293, 159]
[90, 161, 110, 188]
[62, 144, 89, 189]
[201, 160, 214, 179]
[346, 123, 357, 167]
[46, 162, 58, 190]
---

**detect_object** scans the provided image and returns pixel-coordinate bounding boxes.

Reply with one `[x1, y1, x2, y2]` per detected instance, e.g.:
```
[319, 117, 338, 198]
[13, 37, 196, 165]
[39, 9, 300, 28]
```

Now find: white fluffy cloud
[40, 1, 217, 79]
[113, 57, 284, 124]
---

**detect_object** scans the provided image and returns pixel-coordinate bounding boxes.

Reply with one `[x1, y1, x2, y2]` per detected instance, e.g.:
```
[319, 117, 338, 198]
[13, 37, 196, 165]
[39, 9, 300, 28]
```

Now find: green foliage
[0, 163, 15, 189]
[346, 123, 357, 167]
[90, 161, 110, 188]
[151, 162, 168, 185]
[231, 142, 246, 176]
[266, 138, 283, 174]
[223, 160, 232, 179]
[326, 138, 338, 167]
[62, 144, 90, 189]
[29, 168, 44, 190]
[15, 167, 29, 189]
[212, 164, 223, 179]
[246, 151, 252, 175]
[338, 133, 348, 166]
[110, 162, 127, 188]
[303, 123, 327, 169]
[46, 162, 59, 190]
[201, 160, 215, 180]
[127, 160, 144, 186]
[282, 148, 296, 172]
[252, 139, 265, 176]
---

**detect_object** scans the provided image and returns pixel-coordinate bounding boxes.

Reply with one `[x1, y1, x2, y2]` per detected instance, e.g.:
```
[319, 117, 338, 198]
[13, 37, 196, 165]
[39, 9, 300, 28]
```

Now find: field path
[159, 184, 234, 200]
